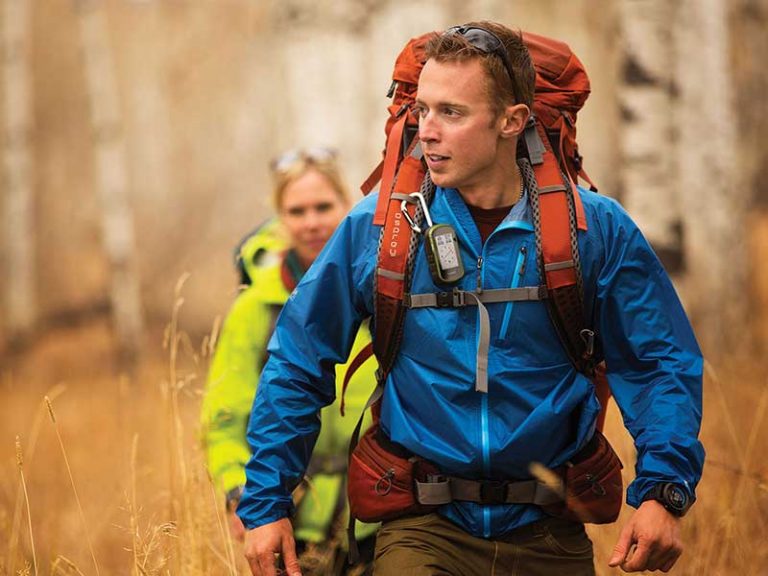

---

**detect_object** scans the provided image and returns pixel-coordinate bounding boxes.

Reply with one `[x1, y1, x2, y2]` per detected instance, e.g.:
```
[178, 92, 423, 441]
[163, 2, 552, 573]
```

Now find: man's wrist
[642, 482, 692, 517]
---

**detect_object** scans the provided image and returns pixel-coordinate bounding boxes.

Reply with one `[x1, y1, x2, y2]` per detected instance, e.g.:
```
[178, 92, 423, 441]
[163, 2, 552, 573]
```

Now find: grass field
[1, 310, 766, 575]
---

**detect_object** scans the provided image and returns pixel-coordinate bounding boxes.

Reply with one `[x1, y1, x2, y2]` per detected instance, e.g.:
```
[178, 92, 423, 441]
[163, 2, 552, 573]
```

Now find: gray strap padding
[377, 268, 405, 280]
[406, 287, 547, 309]
[415, 478, 452, 504]
[414, 476, 562, 506]
[544, 260, 575, 272]
[463, 291, 489, 394]
[524, 121, 546, 165]
[538, 185, 567, 194]
[410, 142, 424, 160]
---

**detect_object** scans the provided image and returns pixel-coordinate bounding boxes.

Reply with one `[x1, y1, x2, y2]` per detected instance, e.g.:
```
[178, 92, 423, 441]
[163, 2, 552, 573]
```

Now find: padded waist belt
[415, 475, 562, 506]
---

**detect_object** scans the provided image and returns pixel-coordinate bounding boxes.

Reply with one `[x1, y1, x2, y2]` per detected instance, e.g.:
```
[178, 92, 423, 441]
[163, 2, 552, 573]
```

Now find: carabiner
[401, 191, 433, 234]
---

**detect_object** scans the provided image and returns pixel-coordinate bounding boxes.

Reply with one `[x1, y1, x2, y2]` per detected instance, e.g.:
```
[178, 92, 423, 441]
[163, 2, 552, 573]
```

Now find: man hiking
[237, 21, 704, 576]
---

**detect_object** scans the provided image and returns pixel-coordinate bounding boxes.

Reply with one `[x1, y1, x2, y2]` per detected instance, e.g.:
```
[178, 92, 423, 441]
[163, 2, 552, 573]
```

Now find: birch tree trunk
[75, 0, 144, 366]
[2, 0, 35, 344]
[618, 1, 682, 270]
[674, 0, 747, 353]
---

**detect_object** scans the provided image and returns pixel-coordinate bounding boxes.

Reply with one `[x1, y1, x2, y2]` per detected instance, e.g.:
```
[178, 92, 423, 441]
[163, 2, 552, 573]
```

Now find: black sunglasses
[444, 25, 523, 106]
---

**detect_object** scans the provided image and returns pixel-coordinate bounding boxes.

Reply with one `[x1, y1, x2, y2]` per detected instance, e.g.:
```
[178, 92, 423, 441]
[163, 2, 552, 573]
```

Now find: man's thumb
[281, 536, 302, 576]
[608, 525, 633, 567]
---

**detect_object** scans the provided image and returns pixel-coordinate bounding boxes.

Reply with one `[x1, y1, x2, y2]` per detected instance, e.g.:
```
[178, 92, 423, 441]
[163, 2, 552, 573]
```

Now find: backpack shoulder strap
[373, 143, 433, 375]
[521, 116, 602, 377]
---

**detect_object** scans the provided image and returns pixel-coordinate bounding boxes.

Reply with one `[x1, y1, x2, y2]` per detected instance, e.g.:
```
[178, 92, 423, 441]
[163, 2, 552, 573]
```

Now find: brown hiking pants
[373, 513, 594, 576]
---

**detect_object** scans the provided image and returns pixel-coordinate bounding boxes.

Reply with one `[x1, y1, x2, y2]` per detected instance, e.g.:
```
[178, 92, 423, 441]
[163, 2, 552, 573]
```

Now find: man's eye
[316, 202, 334, 213]
[413, 105, 427, 118]
[443, 108, 459, 117]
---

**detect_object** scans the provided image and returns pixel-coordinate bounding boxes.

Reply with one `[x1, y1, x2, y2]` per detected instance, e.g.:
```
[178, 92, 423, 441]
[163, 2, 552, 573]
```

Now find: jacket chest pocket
[493, 245, 570, 367]
[497, 243, 529, 341]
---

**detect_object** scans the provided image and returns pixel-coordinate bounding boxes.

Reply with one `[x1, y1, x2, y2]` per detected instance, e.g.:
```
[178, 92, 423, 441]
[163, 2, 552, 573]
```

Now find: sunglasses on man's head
[270, 147, 338, 174]
[444, 25, 523, 106]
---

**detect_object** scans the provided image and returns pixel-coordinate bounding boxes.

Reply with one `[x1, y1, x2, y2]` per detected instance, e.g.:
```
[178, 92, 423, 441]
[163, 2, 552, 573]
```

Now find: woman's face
[279, 168, 349, 268]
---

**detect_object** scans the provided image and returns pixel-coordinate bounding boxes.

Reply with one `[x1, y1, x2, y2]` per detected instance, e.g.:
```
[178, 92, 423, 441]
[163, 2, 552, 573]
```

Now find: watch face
[664, 484, 689, 512]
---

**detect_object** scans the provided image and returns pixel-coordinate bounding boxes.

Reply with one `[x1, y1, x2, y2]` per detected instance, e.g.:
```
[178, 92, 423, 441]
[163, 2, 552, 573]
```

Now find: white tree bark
[618, 1, 680, 252]
[674, 0, 746, 351]
[75, 0, 144, 365]
[2, 0, 35, 342]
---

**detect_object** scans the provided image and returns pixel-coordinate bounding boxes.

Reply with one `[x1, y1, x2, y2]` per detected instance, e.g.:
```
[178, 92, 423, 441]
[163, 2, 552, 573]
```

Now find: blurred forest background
[1, 0, 767, 575]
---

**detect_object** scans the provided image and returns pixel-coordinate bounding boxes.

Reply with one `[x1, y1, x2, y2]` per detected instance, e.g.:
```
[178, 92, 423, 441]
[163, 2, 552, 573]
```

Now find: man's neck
[457, 159, 522, 210]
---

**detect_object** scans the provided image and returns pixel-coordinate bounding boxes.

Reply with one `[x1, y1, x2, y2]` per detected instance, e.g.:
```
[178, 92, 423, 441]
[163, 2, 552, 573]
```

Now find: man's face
[415, 58, 503, 193]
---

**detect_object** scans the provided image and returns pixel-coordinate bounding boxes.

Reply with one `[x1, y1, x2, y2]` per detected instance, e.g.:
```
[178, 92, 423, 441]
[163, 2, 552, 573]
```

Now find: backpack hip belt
[415, 474, 561, 507]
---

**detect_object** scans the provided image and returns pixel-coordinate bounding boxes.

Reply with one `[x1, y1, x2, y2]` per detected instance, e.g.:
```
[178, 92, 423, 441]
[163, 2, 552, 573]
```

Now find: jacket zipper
[499, 244, 528, 340]
[476, 250, 491, 537]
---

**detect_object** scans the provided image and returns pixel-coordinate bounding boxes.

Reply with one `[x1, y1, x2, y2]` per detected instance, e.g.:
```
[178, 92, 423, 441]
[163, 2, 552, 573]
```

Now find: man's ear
[499, 104, 530, 139]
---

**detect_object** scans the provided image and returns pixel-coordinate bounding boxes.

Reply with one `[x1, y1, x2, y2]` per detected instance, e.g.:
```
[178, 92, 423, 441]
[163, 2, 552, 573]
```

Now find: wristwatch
[225, 485, 244, 513]
[643, 483, 692, 517]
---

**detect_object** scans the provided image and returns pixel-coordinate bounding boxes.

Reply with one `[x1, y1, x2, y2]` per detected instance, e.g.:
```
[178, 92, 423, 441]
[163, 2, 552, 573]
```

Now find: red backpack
[341, 31, 618, 559]
[343, 30, 609, 425]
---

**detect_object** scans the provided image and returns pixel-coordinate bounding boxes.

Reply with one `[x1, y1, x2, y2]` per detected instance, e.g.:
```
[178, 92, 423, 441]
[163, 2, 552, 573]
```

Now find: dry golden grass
[1, 300, 766, 575]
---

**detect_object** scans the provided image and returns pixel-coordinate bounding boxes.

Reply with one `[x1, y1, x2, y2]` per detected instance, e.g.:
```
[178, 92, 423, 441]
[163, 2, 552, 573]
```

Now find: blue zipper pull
[477, 256, 484, 293]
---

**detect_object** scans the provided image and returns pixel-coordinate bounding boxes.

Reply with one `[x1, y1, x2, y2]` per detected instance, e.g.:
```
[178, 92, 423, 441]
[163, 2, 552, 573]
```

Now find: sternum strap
[404, 287, 546, 394]
[406, 286, 547, 309]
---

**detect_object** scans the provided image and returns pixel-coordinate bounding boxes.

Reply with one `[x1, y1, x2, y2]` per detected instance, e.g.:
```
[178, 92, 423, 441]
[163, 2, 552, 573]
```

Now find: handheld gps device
[401, 192, 465, 286]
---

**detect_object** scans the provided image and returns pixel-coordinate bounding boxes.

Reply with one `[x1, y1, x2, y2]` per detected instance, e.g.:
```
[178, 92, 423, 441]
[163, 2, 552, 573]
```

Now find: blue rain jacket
[238, 186, 704, 538]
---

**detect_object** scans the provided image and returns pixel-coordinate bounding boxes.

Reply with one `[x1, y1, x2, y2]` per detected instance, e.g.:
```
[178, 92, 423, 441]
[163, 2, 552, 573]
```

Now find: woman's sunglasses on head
[270, 147, 338, 174]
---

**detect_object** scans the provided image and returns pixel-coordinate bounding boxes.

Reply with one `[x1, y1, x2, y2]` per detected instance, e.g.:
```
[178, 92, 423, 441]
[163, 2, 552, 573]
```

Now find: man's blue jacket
[238, 186, 704, 539]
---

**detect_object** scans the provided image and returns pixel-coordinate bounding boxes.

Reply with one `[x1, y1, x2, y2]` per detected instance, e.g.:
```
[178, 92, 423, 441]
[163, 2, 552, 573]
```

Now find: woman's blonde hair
[271, 149, 350, 211]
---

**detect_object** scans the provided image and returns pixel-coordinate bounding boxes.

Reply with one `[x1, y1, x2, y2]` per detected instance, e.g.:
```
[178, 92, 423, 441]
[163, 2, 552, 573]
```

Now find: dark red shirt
[466, 203, 513, 244]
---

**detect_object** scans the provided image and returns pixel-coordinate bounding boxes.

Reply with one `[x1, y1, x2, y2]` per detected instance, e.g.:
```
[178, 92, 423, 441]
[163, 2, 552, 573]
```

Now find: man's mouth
[426, 153, 450, 166]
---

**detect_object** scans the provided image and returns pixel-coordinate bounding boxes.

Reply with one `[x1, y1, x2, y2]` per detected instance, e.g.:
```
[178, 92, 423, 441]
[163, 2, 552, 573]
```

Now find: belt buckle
[435, 291, 452, 307]
[479, 480, 508, 504]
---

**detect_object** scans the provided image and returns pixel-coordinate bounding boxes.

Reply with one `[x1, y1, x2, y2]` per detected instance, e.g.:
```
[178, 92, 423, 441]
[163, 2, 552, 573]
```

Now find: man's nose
[418, 113, 439, 142]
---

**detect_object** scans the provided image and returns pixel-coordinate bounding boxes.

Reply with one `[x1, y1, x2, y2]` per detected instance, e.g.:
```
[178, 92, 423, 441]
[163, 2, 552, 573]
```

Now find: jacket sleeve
[237, 207, 378, 529]
[200, 287, 272, 494]
[594, 199, 705, 508]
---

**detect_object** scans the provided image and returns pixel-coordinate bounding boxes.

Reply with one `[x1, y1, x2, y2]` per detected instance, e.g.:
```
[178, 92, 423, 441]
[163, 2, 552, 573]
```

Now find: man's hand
[608, 500, 683, 572]
[243, 517, 302, 576]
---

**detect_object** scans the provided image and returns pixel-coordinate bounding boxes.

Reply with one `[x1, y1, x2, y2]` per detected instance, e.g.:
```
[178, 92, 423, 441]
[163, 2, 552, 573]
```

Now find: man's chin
[427, 169, 455, 189]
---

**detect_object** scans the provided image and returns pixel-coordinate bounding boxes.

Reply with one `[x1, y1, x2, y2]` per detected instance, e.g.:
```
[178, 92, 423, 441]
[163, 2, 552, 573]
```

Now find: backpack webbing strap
[415, 475, 561, 506]
[406, 286, 547, 308]
[361, 159, 384, 196]
[373, 112, 410, 226]
[339, 341, 374, 417]
[346, 379, 385, 564]
[463, 291, 490, 393]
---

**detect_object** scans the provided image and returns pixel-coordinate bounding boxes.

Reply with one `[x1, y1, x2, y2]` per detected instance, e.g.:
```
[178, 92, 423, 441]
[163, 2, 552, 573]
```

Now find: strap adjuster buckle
[479, 480, 508, 504]
[435, 289, 466, 308]
[580, 329, 595, 358]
